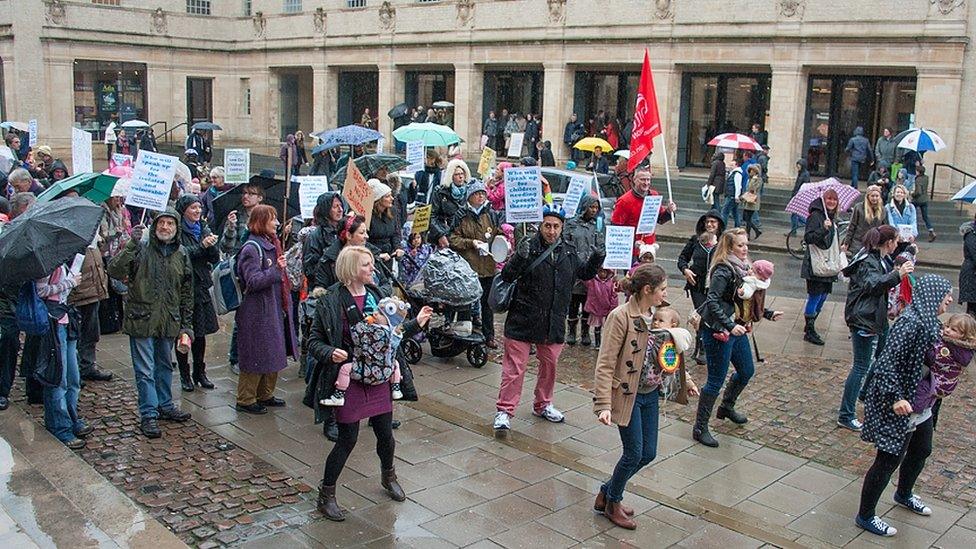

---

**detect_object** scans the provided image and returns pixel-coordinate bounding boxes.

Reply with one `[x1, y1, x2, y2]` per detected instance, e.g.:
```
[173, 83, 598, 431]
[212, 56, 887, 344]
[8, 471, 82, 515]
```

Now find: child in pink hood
[583, 268, 619, 348]
[486, 162, 513, 211]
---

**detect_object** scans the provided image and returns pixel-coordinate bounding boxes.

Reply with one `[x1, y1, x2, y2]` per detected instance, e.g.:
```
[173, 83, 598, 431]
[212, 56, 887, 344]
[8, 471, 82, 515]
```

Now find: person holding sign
[610, 167, 676, 256]
[885, 184, 918, 251]
[107, 209, 194, 439]
[563, 194, 604, 346]
[492, 206, 604, 431]
[431, 158, 470, 234]
[367, 179, 404, 271]
[410, 150, 443, 205]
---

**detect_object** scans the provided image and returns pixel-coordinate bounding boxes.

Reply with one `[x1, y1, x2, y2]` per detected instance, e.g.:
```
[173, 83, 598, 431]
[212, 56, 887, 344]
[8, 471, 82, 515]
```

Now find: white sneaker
[392, 389, 403, 400]
[493, 411, 511, 430]
[451, 321, 473, 337]
[533, 404, 565, 423]
[319, 395, 345, 407]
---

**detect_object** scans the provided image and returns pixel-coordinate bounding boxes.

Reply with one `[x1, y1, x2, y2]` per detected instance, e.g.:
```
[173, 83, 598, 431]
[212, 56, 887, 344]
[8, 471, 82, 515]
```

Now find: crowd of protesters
[0, 112, 969, 541]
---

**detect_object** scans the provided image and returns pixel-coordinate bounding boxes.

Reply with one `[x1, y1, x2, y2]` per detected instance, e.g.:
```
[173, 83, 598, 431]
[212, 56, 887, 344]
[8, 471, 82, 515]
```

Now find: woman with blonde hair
[694, 228, 783, 447]
[885, 184, 917, 245]
[431, 158, 470, 233]
[842, 185, 886, 253]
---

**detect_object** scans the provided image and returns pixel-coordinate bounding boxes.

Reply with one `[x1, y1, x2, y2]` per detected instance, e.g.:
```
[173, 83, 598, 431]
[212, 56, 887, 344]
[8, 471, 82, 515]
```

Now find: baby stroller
[398, 248, 489, 368]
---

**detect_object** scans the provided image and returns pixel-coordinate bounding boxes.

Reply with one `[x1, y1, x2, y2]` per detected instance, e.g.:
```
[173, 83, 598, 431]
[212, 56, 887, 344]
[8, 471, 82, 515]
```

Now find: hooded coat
[861, 275, 953, 454]
[175, 196, 220, 337]
[301, 192, 343, 284]
[563, 194, 604, 295]
[845, 126, 873, 163]
[841, 248, 900, 335]
[801, 198, 838, 288]
[677, 210, 725, 296]
[959, 221, 976, 304]
[236, 234, 297, 374]
[501, 231, 602, 344]
[47, 159, 69, 182]
[107, 209, 194, 339]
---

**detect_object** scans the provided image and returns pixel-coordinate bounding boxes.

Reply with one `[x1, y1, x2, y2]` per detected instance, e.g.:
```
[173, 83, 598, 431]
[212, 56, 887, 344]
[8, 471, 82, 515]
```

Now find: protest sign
[412, 204, 433, 234]
[507, 132, 524, 158]
[636, 195, 664, 234]
[376, 137, 385, 154]
[342, 160, 374, 226]
[296, 176, 330, 220]
[603, 225, 635, 270]
[504, 167, 543, 223]
[28, 119, 37, 147]
[112, 153, 134, 167]
[223, 148, 250, 184]
[562, 174, 591, 218]
[71, 127, 93, 174]
[898, 224, 915, 242]
[125, 151, 178, 212]
[478, 147, 496, 179]
[406, 140, 425, 173]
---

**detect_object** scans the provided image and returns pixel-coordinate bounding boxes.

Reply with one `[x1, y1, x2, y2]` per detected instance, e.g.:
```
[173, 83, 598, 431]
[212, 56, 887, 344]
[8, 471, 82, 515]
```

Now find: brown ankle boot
[604, 501, 637, 530]
[381, 468, 406, 502]
[317, 483, 344, 521]
[593, 489, 635, 516]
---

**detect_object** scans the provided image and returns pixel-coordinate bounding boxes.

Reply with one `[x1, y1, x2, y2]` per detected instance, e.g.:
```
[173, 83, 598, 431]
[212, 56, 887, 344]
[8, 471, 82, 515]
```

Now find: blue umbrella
[951, 180, 976, 203]
[313, 125, 383, 149]
[895, 128, 946, 153]
[311, 142, 331, 155]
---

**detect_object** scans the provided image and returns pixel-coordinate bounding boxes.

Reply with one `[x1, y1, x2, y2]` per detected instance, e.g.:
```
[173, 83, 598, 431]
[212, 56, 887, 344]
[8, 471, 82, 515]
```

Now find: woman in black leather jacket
[835, 225, 913, 432]
[677, 210, 725, 363]
[693, 228, 782, 448]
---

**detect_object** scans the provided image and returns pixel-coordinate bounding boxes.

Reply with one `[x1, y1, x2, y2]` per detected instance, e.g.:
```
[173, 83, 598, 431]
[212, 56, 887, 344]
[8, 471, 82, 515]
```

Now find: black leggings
[322, 412, 395, 486]
[743, 210, 759, 238]
[569, 292, 589, 322]
[858, 417, 933, 518]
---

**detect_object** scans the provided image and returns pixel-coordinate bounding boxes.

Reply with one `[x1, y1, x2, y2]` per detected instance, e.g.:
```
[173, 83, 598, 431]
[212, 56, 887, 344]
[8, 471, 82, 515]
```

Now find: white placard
[897, 224, 915, 242]
[603, 225, 636, 270]
[223, 148, 250, 185]
[562, 175, 591, 218]
[296, 176, 330, 220]
[504, 167, 543, 223]
[69, 253, 86, 276]
[636, 195, 664, 234]
[507, 132, 524, 158]
[376, 137, 385, 154]
[28, 119, 37, 147]
[125, 151, 178, 212]
[112, 153, 134, 167]
[406, 140, 424, 173]
[71, 127, 93, 174]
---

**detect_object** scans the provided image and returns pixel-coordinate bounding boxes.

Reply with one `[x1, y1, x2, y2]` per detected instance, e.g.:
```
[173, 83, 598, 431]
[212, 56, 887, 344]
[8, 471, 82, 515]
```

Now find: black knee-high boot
[804, 314, 825, 346]
[175, 350, 194, 392]
[693, 393, 719, 447]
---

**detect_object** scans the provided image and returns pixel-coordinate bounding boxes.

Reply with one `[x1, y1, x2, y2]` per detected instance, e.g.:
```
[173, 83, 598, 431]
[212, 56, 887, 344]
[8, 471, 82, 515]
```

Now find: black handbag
[488, 241, 558, 313]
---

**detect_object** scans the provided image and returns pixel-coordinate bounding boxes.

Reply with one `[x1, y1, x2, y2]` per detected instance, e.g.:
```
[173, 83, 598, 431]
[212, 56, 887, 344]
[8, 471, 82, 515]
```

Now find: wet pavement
[1, 290, 975, 547]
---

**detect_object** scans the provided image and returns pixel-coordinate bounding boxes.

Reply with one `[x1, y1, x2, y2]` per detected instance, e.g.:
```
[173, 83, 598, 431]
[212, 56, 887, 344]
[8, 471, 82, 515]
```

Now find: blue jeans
[851, 160, 863, 188]
[43, 324, 83, 442]
[838, 330, 878, 423]
[130, 337, 175, 419]
[721, 196, 741, 228]
[805, 293, 828, 316]
[790, 214, 807, 233]
[701, 331, 754, 397]
[603, 389, 659, 502]
[917, 203, 933, 232]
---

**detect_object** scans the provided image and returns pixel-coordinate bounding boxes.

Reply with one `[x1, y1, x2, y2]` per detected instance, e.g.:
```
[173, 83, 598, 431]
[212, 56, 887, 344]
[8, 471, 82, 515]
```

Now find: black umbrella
[191, 121, 223, 132]
[0, 197, 104, 286]
[211, 174, 301, 231]
[332, 154, 411, 186]
[388, 102, 409, 119]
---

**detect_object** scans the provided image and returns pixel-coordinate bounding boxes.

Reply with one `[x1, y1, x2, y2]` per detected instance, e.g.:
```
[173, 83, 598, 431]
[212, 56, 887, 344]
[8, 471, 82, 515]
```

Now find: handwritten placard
[636, 195, 664, 234]
[342, 160, 374, 227]
[507, 132, 524, 158]
[223, 148, 250, 185]
[478, 147, 496, 179]
[28, 119, 38, 147]
[504, 167, 543, 223]
[603, 225, 636, 270]
[125, 151, 178, 212]
[376, 137, 385, 155]
[296, 176, 330, 220]
[897, 224, 915, 242]
[406, 140, 425, 173]
[112, 153, 134, 167]
[562, 175, 591, 218]
[411, 204, 432, 234]
[71, 127, 93, 174]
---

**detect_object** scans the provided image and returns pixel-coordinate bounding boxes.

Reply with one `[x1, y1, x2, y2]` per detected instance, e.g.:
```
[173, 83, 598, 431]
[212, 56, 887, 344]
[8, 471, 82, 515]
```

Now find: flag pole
[657, 134, 675, 223]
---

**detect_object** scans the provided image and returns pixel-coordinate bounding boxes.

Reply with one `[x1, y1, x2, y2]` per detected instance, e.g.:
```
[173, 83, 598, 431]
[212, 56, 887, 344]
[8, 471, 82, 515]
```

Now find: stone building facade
[0, 0, 971, 186]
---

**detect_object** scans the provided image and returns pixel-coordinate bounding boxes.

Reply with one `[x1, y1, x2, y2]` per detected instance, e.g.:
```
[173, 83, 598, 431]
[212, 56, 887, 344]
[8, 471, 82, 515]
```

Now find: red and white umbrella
[707, 133, 763, 151]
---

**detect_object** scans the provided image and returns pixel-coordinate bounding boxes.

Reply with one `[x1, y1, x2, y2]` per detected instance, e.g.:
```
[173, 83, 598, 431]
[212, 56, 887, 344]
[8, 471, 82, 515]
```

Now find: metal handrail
[149, 121, 168, 140]
[156, 122, 188, 145]
[932, 163, 976, 199]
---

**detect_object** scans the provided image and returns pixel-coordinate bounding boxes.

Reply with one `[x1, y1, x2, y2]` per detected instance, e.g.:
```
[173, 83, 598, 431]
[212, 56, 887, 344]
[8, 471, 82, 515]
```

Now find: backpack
[16, 280, 50, 335]
[210, 240, 263, 315]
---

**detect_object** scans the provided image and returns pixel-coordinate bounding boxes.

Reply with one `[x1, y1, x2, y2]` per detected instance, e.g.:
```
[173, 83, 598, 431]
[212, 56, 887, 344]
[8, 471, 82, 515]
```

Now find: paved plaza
[1, 286, 975, 548]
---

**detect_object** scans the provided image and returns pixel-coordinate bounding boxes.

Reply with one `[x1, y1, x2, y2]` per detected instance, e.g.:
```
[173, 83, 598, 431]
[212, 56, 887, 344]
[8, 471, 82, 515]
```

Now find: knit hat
[174, 194, 201, 215]
[752, 259, 774, 280]
[520, 156, 537, 167]
[35, 145, 53, 158]
[367, 178, 392, 202]
[466, 179, 487, 201]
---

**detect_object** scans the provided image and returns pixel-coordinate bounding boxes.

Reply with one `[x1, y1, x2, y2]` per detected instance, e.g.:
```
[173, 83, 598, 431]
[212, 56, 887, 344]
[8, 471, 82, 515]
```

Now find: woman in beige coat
[592, 264, 698, 530]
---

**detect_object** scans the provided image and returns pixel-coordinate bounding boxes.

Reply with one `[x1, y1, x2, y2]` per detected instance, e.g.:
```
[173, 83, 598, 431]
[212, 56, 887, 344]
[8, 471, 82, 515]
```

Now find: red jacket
[610, 188, 672, 253]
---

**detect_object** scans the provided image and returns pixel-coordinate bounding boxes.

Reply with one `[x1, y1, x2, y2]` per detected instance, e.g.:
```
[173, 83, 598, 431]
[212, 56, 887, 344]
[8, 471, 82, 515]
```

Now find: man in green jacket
[108, 208, 194, 438]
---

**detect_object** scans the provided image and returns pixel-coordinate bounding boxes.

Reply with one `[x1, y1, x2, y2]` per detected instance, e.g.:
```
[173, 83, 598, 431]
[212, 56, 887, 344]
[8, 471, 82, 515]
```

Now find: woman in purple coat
[235, 204, 297, 414]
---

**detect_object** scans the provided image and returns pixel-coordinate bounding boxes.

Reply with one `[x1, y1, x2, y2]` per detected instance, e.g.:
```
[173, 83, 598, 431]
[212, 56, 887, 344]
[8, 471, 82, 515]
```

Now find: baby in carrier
[321, 297, 410, 406]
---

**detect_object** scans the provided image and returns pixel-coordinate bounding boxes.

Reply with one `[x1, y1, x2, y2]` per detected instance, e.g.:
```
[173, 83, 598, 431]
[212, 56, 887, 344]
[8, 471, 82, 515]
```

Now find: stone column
[312, 68, 330, 134]
[767, 64, 806, 187]
[453, 62, 482, 156]
[377, 64, 402, 141]
[914, 66, 962, 171]
[542, 62, 572, 161]
[324, 68, 339, 131]
[44, 59, 74, 153]
[650, 64, 677, 177]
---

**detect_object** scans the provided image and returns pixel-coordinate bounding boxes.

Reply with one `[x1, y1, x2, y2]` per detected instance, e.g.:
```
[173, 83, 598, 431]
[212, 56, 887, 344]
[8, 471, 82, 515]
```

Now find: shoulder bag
[809, 226, 848, 277]
[488, 241, 558, 313]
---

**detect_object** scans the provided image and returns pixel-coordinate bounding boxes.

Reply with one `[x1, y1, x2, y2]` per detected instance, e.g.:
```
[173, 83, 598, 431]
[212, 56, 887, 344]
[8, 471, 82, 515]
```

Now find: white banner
[125, 151, 178, 212]
[636, 195, 664, 234]
[507, 132, 524, 158]
[406, 140, 425, 173]
[603, 225, 636, 270]
[71, 128, 93, 174]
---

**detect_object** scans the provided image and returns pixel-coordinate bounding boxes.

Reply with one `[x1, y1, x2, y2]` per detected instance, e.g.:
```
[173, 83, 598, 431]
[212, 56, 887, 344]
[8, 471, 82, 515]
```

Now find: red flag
[627, 50, 662, 171]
